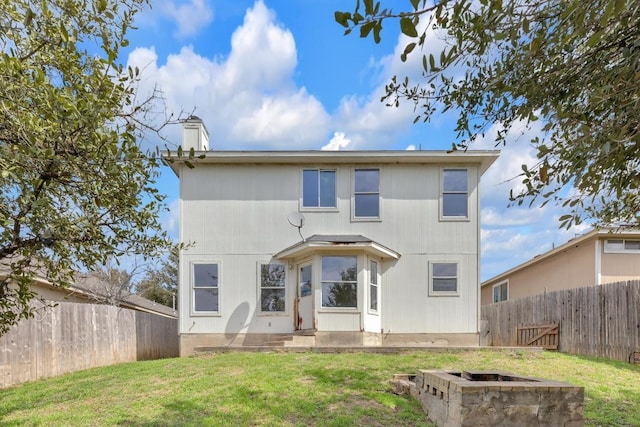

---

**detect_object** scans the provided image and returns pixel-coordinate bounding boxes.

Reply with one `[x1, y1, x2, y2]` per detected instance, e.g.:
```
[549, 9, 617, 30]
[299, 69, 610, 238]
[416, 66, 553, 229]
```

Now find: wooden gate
[516, 323, 559, 350]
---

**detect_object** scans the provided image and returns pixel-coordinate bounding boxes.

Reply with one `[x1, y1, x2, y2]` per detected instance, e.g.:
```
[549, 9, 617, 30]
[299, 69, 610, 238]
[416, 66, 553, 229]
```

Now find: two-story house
[168, 117, 498, 355]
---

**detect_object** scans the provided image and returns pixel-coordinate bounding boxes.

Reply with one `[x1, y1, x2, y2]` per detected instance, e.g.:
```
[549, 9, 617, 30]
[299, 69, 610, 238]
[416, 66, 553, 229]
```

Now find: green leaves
[337, 0, 640, 230]
[400, 17, 418, 37]
[0, 0, 172, 335]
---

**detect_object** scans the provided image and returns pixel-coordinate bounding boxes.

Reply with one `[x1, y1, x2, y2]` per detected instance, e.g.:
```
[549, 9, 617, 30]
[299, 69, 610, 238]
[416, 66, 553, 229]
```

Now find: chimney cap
[185, 115, 202, 122]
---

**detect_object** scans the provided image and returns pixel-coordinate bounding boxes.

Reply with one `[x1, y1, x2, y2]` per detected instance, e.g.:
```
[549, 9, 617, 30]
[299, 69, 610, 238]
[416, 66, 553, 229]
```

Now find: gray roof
[305, 234, 373, 243]
[0, 259, 176, 318]
[275, 234, 400, 260]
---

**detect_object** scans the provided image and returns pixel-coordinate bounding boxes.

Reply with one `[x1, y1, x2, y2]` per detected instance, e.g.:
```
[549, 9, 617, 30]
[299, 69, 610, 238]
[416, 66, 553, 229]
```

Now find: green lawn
[1, 350, 639, 426]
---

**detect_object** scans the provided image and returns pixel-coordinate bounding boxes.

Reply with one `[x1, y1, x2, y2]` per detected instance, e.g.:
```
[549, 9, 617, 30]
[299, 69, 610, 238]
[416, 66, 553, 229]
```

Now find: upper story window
[604, 239, 640, 253]
[193, 263, 219, 313]
[442, 169, 468, 219]
[429, 262, 459, 296]
[259, 263, 286, 313]
[321, 256, 357, 308]
[493, 281, 508, 303]
[302, 169, 336, 209]
[354, 168, 380, 219]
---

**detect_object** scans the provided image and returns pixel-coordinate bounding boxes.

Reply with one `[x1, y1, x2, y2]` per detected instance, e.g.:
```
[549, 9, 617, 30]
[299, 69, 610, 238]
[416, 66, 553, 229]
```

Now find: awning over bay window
[274, 234, 400, 261]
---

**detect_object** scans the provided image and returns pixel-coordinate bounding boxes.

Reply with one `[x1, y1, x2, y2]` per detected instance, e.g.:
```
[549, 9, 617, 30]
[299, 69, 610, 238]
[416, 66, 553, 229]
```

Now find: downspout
[594, 238, 602, 286]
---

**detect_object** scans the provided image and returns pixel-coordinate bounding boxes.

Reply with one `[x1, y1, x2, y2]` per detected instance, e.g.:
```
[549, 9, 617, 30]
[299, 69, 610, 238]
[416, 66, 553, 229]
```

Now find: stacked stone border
[392, 370, 584, 427]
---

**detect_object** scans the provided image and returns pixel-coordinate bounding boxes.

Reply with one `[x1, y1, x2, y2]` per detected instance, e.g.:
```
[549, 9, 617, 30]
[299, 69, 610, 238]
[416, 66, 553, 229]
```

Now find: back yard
[1, 349, 638, 426]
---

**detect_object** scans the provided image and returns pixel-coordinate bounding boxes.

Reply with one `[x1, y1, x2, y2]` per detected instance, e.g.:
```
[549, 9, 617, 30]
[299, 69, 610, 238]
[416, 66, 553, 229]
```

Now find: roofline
[0, 270, 177, 318]
[164, 150, 500, 177]
[480, 227, 640, 288]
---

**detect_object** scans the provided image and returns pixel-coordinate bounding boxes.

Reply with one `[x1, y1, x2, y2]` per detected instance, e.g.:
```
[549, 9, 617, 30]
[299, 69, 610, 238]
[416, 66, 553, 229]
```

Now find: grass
[1, 349, 639, 426]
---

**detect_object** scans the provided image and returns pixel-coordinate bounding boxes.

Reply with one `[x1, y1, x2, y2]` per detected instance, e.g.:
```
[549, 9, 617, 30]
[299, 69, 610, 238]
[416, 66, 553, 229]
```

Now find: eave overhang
[164, 150, 500, 177]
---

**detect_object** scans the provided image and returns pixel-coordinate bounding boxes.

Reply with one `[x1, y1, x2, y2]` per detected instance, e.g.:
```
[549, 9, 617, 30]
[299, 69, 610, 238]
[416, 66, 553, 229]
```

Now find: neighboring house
[481, 228, 640, 305]
[168, 117, 498, 355]
[0, 263, 177, 319]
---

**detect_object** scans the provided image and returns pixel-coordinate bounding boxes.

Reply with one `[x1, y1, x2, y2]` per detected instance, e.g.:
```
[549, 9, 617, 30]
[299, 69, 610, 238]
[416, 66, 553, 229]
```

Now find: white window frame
[352, 168, 381, 221]
[300, 168, 338, 211]
[368, 259, 379, 314]
[257, 262, 287, 315]
[191, 261, 221, 316]
[320, 255, 358, 310]
[604, 239, 640, 254]
[440, 168, 469, 221]
[492, 280, 509, 303]
[429, 261, 460, 297]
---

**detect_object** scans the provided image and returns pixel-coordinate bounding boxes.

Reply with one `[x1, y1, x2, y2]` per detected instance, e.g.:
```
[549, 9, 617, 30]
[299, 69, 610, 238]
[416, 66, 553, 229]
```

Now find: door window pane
[300, 264, 312, 297]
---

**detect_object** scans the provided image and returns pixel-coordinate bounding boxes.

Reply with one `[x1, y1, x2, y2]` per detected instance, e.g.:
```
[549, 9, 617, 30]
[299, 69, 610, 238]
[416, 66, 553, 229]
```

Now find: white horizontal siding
[179, 162, 481, 335]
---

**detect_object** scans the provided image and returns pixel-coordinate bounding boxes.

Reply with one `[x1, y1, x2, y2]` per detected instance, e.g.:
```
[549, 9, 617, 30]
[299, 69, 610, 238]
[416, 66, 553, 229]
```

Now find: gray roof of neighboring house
[481, 227, 640, 288]
[0, 260, 176, 318]
[72, 273, 177, 318]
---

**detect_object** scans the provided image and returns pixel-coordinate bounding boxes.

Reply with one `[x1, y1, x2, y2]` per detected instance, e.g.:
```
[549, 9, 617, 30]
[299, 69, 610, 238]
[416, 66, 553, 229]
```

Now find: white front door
[297, 262, 313, 330]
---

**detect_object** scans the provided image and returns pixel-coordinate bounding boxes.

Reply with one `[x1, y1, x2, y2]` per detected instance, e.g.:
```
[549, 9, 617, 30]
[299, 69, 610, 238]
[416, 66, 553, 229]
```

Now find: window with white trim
[369, 260, 378, 312]
[354, 168, 380, 218]
[193, 263, 219, 312]
[493, 281, 508, 303]
[321, 256, 357, 308]
[442, 169, 468, 218]
[302, 169, 336, 208]
[429, 262, 459, 296]
[259, 263, 286, 312]
[604, 239, 640, 253]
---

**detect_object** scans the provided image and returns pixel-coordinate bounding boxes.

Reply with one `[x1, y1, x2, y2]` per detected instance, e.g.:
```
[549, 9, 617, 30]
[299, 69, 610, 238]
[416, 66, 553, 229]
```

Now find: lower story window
[493, 281, 508, 303]
[321, 256, 357, 308]
[430, 262, 458, 296]
[369, 260, 378, 312]
[193, 263, 219, 312]
[260, 263, 286, 312]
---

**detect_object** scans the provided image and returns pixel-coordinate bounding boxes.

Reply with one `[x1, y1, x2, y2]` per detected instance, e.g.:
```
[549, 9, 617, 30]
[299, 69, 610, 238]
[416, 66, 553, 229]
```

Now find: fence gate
[516, 323, 559, 350]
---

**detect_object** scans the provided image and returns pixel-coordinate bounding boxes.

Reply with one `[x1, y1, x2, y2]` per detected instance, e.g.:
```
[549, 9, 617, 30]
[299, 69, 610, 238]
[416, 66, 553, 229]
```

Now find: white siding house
[167, 117, 498, 355]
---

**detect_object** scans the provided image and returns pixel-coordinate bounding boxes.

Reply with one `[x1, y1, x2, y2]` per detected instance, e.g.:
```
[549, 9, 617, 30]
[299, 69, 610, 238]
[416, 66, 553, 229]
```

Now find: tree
[336, 0, 640, 229]
[0, 0, 175, 335]
[83, 258, 142, 307]
[136, 247, 178, 308]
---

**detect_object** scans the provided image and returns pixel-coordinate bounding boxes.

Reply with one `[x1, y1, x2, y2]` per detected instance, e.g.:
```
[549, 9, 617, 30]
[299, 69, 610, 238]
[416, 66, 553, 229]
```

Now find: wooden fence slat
[0, 302, 178, 389]
[482, 280, 640, 362]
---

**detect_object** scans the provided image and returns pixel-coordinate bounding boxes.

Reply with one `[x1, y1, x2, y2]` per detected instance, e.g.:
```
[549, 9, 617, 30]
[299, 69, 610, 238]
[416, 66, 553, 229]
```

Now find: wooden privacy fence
[0, 302, 178, 389]
[481, 280, 640, 362]
[516, 323, 559, 350]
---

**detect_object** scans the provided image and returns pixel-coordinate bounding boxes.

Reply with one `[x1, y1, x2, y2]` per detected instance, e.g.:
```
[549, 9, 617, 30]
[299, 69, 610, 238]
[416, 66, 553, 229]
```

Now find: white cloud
[162, 0, 214, 38]
[405, 144, 416, 150]
[322, 132, 352, 150]
[162, 199, 181, 238]
[330, 11, 455, 149]
[127, 0, 330, 149]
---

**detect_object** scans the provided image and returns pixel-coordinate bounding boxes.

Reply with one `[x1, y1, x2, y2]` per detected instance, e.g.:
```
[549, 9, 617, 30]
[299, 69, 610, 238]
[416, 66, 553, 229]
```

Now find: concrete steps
[265, 329, 316, 347]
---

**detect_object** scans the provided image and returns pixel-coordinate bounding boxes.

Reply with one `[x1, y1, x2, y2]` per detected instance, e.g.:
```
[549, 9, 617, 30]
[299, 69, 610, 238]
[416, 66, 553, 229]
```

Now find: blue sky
[125, 0, 590, 281]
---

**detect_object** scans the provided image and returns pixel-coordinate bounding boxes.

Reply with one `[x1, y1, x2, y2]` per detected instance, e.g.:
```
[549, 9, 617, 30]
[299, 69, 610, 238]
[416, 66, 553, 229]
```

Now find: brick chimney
[182, 115, 210, 151]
